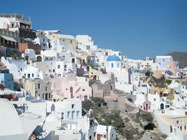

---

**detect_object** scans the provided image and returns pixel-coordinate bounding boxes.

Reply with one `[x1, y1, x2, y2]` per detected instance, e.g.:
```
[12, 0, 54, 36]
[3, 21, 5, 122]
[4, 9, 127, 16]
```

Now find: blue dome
[134, 69, 140, 73]
[107, 55, 121, 61]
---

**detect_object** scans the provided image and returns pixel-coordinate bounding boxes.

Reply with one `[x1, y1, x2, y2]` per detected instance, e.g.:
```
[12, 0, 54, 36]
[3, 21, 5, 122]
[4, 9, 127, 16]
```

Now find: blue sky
[1, 0, 187, 59]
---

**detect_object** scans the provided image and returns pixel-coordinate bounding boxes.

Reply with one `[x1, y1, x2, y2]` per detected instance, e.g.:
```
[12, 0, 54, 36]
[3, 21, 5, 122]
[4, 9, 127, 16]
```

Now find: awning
[1, 35, 17, 42]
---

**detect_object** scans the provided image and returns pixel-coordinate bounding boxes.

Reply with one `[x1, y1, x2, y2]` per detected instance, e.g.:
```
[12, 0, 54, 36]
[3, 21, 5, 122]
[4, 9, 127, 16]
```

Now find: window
[86, 45, 90, 50]
[72, 104, 74, 108]
[76, 111, 79, 117]
[58, 65, 60, 69]
[45, 93, 48, 100]
[32, 74, 34, 77]
[70, 40, 72, 44]
[111, 63, 114, 68]
[154, 98, 156, 101]
[72, 111, 75, 119]
[64, 65, 67, 71]
[45, 87, 47, 91]
[82, 89, 85, 91]
[38, 84, 40, 89]
[67, 111, 70, 118]
[176, 120, 179, 124]
[117, 63, 119, 68]
[27, 74, 30, 78]
[72, 58, 75, 63]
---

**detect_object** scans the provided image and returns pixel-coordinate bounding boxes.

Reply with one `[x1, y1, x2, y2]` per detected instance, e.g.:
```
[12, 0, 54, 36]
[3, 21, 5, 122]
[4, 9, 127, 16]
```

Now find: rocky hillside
[167, 52, 187, 68]
[82, 97, 167, 140]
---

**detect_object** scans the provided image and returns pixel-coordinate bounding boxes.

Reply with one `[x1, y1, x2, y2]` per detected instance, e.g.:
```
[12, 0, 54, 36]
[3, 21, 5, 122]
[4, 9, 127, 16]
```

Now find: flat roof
[0, 13, 30, 21]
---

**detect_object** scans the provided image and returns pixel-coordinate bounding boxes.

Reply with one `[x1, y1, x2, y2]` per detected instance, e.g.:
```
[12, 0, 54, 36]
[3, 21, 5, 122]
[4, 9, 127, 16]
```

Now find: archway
[36, 56, 42, 62]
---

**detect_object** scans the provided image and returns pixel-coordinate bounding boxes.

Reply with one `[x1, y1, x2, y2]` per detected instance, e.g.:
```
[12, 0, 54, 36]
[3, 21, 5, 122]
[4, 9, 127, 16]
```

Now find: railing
[0, 13, 30, 21]
[0, 29, 19, 39]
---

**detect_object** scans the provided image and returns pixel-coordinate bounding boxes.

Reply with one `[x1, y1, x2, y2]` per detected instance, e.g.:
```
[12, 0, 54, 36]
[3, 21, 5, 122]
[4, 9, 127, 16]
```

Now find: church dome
[107, 55, 121, 61]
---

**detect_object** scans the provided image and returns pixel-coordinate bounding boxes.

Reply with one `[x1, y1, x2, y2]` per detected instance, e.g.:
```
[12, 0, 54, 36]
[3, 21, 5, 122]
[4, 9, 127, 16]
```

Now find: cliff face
[167, 52, 187, 68]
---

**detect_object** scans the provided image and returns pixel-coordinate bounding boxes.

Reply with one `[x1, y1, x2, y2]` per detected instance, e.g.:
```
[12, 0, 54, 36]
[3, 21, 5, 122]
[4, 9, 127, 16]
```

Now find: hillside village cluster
[0, 14, 187, 140]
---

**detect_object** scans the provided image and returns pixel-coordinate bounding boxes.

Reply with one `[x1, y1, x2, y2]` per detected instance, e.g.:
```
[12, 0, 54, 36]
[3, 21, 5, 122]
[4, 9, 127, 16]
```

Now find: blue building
[0, 73, 14, 90]
[155, 56, 173, 69]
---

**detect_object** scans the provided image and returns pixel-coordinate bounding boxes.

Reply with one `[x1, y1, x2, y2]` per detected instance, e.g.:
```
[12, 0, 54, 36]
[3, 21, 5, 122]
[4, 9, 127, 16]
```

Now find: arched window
[111, 63, 114, 68]
[76, 111, 79, 117]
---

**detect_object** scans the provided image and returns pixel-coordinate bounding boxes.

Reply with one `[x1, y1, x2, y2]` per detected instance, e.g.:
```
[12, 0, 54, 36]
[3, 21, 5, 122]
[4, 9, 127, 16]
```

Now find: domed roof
[107, 55, 121, 61]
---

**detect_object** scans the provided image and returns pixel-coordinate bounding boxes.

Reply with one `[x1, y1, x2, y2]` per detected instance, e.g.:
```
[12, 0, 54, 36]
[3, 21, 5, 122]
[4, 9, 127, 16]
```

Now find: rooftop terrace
[0, 13, 30, 21]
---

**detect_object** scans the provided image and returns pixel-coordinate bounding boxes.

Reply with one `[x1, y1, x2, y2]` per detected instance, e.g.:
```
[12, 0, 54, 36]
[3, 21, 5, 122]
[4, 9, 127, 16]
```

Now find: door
[146, 104, 148, 111]
[97, 134, 101, 140]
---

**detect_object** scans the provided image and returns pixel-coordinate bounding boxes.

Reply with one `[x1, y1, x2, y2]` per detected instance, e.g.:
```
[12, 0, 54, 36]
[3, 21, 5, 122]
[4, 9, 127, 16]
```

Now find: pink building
[153, 61, 180, 79]
[50, 73, 92, 101]
[166, 61, 179, 74]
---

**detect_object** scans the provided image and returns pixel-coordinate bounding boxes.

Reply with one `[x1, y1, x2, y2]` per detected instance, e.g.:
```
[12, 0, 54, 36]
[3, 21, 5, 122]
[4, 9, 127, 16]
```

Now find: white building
[0, 98, 43, 140]
[134, 93, 170, 112]
[22, 65, 43, 79]
[106, 55, 122, 73]
[22, 49, 35, 61]
[1, 57, 27, 79]
[155, 108, 187, 140]
[76, 35, 98, 52]
[34, 30, 51, 50]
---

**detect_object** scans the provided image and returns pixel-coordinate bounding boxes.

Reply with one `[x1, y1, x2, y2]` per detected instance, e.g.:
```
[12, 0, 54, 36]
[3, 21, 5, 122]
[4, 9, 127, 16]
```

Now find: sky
[1, 0, 187, 59]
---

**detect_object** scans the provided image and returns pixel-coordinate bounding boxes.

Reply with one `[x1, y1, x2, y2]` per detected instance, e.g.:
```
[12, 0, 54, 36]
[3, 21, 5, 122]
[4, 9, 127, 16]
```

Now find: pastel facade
[153, 56, 180, 78]
[155, 56, 173, 69]
[50, 73, 92, 101]
[155, 109, 187, 140]
[57, 34, 76, 51]
[23, 78, 52, 100]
